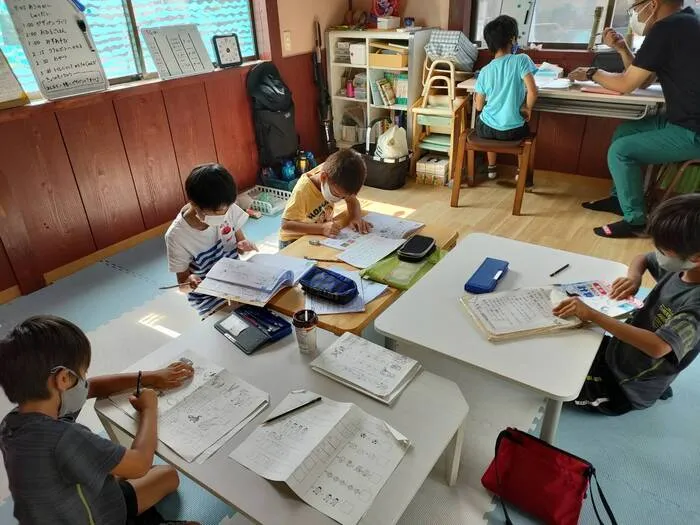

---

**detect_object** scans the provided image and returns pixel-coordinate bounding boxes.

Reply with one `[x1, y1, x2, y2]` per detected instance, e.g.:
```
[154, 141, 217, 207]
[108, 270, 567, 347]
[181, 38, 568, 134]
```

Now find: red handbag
[482, 428, 618, 525]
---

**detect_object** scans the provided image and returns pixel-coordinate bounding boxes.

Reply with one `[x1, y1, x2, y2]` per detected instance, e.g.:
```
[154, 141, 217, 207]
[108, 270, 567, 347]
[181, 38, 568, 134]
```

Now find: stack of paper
[109, 351, 269, 463]
[305, 268, 389, 315]
[311, 332, 421, 405]
[230, 391, 410, 525]
[462, 281, 644, 341]
[197, 254, 316, 306]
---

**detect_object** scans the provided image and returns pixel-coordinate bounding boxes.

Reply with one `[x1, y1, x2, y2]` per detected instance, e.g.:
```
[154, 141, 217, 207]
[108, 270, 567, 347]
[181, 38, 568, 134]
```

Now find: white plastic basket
[246, 185, 292, 216]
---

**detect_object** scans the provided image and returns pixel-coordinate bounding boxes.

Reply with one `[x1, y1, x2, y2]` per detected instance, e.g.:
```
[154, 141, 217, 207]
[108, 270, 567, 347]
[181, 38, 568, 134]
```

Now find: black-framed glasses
[627, 0, 650, 16]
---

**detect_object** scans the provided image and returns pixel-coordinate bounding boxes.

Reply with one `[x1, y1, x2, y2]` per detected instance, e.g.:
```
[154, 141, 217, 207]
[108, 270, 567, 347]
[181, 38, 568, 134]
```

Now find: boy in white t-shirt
[165, 164, 256, 315]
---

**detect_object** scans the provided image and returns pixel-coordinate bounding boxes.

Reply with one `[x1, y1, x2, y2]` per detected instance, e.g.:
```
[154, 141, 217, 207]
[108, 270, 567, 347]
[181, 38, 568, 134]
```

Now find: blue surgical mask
[52, 367, 89, 418]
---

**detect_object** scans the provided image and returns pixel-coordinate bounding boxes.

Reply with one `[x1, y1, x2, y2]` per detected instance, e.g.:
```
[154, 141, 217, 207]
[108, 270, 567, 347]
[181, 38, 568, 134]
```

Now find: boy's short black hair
[324, 149, 367, 195]
[483, 15, 519, 54]
[0, 316, 91, 404]
[648, 193, 700, 258]
[185, 163, 238, 211]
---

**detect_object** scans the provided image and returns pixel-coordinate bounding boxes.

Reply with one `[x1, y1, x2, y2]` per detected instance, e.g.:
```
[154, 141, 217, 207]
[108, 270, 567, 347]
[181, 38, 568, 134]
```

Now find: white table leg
[97, 412, 123, 445]
[540, 398, 563, 444]
[445, 420, 465, 486]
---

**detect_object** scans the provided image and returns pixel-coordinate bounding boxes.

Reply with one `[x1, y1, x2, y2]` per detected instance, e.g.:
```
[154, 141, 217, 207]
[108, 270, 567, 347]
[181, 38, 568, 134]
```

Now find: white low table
[375, 233, 628, 444]
[95, 314, 468, 525]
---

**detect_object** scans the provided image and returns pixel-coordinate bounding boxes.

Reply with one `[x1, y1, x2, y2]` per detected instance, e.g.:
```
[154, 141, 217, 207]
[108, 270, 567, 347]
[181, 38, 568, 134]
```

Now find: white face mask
[630, 2, 652, 36]
[202, 207, 230, 227]
[656, 250, 698, 273]
[52, 367, 89, 418]
[321, 181, 344, 204]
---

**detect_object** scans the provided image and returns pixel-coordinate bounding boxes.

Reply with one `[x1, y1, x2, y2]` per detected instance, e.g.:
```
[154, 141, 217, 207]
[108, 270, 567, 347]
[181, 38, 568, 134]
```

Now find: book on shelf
[376, 78, 396, 106]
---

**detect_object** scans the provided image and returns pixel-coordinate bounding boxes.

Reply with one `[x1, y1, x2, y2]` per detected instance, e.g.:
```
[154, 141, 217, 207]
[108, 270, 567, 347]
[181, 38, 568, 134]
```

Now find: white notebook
[310, 332, 421, 405]
[321, 212, 424, 251]
[197, 254, 316, 306]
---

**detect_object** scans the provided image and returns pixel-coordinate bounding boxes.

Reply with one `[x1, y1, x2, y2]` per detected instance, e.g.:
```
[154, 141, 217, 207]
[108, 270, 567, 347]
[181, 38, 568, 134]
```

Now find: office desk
[375, 233, 628, 444]
[95, 315, 469, 525]
[458, 78, 665, 121]
[268, 217, 459, 336]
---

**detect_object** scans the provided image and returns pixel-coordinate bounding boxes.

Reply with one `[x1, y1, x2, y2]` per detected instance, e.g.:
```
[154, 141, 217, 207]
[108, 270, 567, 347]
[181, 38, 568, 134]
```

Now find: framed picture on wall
[212, 34, 243, 68]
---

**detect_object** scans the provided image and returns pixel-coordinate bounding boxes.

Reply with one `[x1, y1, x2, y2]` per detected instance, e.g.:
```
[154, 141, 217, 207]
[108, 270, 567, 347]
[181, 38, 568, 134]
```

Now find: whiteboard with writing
[141, 25, 215, 81]
[6, 0, 108, 100]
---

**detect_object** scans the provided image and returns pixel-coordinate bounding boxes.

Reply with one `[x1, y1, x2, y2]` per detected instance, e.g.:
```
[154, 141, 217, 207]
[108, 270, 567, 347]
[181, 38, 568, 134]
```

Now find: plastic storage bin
[246, 186, 292, 216]
[352, 144, 410, 190]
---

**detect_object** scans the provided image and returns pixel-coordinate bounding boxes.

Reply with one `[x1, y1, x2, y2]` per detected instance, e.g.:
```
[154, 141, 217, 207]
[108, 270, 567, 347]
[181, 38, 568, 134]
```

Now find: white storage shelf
[327, 29, 432, 147]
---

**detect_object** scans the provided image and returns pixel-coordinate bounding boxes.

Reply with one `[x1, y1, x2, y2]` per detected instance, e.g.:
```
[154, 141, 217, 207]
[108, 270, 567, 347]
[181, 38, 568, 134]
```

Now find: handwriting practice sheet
[206, 258, 286, 292]
[338, 236, 405, 269]
[110, 351, 269, 462]
[311, 332, 421, 404]
[231, 393, 410, 525]
[463, 288, 580, 340]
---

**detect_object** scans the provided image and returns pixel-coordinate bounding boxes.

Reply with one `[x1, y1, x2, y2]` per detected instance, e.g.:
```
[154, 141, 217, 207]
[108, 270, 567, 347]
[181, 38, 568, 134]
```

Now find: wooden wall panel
[534, 113, 587, 174]
[0, 238, 16, 292]
[578, 116, 622, 179]
[162, 83, 218, 187]
[57, 102, 145, 248]
[205, 70, 259, 189]
[114, 92, 185, 228]
[275, 53, 323, 157]
[0, 113, 95, 292]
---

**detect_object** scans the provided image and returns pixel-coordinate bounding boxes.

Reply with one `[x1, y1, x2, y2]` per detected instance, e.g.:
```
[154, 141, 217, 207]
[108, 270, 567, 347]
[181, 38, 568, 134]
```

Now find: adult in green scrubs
[569, 1, 700, 238]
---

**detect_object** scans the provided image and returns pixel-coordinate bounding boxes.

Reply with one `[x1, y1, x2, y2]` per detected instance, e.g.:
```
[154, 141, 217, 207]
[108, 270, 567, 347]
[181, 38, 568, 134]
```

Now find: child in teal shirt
[475, 15, 538, 183]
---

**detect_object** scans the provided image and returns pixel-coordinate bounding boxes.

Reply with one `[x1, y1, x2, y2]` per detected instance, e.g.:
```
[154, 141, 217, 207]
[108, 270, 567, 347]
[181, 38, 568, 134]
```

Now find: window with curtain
[0, 0, 257, 94]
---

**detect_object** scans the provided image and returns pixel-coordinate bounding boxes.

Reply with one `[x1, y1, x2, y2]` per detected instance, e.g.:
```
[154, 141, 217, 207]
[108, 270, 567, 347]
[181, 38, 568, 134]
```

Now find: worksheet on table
[321, 212, 424, 250]
[110, 351, 269, 462]
[230, 393, 409, 525]
[337, 236, 405, 269]
[206, 258, 285, 291]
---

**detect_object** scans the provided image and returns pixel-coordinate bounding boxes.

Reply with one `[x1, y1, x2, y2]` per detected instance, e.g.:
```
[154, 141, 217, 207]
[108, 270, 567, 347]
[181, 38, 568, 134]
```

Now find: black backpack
[246, 62, 299, 168]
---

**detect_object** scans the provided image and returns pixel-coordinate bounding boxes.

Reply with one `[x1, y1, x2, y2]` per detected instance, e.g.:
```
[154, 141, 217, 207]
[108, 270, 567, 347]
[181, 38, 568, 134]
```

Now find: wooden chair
[645, 159, 700, 212]
[410, 72, 468, 184]
[451, 129, 537, 216]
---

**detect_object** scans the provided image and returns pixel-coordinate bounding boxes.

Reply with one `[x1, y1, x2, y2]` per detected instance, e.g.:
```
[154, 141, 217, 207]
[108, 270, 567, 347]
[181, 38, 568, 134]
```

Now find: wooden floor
[357, 170, 655, 286]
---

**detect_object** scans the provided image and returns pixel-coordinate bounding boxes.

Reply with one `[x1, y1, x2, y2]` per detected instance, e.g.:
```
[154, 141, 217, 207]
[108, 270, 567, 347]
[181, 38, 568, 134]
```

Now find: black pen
[136, 371, 142, 397]
[264, 397, 322, 424]
[549, 264, 570, 278]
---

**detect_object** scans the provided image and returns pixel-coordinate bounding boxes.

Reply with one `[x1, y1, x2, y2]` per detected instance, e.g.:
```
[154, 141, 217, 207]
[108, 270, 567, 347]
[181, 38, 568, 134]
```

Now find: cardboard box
[377, 16, 400, 29]
[369, 52, 408, 68]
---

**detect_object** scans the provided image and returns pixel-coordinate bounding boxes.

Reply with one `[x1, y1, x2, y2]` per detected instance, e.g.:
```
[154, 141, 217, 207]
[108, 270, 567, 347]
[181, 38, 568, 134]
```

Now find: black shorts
[572, 336, 633, 416]
[119, 480, 139, 522]
[476, 118, 530, 142]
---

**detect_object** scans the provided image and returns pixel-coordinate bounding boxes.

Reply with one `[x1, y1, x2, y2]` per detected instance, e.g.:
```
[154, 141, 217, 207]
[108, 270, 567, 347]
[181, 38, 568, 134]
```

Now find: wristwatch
[586, 67, 599, 81]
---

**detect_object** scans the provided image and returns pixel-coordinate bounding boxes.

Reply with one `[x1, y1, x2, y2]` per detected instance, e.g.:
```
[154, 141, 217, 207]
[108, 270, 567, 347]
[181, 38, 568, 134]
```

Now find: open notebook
[230, 391, 410, 525]
[462, 280, 643, 341]
[310, 332, 421, 405]
[197, 254, 316, 307]
[321, 212, 424, 251]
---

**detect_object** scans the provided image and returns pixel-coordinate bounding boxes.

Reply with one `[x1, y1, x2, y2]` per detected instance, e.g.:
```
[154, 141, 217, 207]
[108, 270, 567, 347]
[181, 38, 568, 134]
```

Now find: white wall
[353, 0, 450, 29]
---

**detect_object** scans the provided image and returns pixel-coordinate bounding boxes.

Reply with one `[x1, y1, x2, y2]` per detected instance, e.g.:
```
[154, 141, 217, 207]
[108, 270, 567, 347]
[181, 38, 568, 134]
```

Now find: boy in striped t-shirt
[165, 164, 257, 316]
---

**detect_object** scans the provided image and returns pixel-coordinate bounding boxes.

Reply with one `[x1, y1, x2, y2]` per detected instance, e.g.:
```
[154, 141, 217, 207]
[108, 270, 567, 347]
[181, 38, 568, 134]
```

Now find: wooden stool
[451, 129, 536, 216]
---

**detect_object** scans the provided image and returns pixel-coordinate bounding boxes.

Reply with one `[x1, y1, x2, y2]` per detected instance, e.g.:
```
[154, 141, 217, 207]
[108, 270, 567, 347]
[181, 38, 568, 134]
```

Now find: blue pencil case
[465, 258, 509, 294]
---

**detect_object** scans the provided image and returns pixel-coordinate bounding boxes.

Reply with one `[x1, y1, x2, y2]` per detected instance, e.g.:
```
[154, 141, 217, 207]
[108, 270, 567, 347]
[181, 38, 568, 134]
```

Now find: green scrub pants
[609, 115, 700, 225]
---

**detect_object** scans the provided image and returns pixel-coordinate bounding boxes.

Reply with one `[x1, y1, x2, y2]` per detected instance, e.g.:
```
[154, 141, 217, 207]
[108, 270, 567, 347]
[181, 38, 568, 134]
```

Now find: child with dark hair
[0, 315, 197, 525]
[475, 15, 538, 182]
[553, 194, 700, 415]
[279, 148, 371, 248]
[165, 163, 256, 315]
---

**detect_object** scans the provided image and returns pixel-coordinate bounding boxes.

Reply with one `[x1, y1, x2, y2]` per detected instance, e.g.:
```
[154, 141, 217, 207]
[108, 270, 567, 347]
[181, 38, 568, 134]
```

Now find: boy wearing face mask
[553, 194, 700, 415]
[165, 163, 256, 316]
[0, 315, 197, 525]
[278, 148, 371, 249]
[474, 15, 538, 183]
